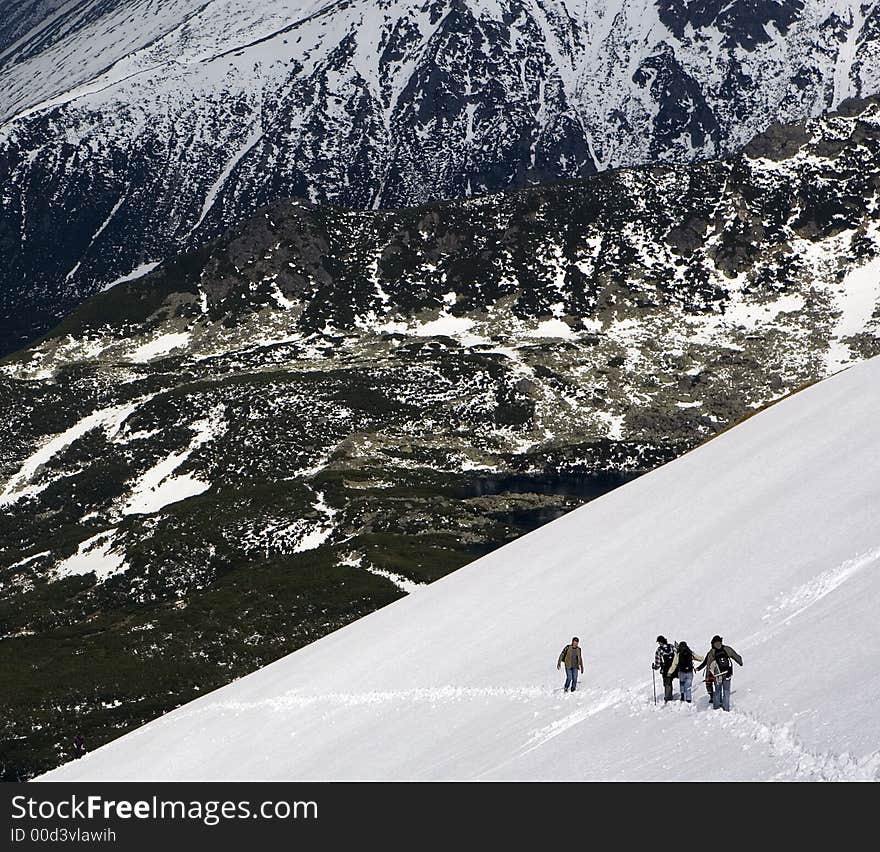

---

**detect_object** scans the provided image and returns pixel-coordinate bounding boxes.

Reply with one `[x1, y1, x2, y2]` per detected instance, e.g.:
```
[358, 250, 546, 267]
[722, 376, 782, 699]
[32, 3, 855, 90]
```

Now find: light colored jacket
[558, 644, 584, 671]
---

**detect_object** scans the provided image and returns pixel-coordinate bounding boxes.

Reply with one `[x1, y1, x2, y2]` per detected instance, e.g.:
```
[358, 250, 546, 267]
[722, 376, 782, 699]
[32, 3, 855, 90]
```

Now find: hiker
[72, 733, 86, 759]
[703, 639, 716, 705]
[667, 640, 703, 703]
[697, 636, 718, 704]
[557, 636, 584, 692]
[696, 635, 743, 711]
[652, 635, 676, 702]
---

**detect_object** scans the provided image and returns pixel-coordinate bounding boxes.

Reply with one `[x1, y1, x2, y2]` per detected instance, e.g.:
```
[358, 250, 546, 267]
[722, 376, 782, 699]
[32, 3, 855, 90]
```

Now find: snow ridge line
[517, 687, 628, 756]
[129, 685, 566, 733]
[634, 689, 880, 781]
[1, 0, 216, 124]
[200, 685, 557, 714]
[693, 703, 880, 781]
[732, 546, 880, 652]
[762, 546, 880, 627]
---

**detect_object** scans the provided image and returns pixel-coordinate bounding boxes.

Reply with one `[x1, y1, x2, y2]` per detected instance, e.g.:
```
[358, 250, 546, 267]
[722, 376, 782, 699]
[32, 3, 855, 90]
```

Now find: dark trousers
[662, 675, 674, 702]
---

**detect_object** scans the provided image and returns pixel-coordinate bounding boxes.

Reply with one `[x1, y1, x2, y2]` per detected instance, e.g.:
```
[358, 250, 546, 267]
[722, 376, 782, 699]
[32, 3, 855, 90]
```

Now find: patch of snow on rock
[54, 530, 127, 582]
[0, 401, 140, 506]
[122, 409, 224, 515]
[128, 332, 191, 363]
[525, 319, 574, 338]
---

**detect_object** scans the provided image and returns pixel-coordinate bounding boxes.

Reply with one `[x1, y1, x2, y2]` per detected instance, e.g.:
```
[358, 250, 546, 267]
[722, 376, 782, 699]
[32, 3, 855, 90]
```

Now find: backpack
[659, 643, 675, 673]
[677, 646, 694, 673]
[713, 647, 733, 679]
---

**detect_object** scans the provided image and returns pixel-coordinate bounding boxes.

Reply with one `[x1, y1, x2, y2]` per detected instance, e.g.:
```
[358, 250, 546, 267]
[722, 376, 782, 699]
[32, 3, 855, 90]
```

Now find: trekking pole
[652, 668, 657, 706]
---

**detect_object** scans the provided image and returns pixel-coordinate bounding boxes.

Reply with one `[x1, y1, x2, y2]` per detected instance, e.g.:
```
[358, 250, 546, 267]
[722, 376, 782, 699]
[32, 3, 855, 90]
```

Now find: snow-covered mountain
[40, 353, 880, 781]
[3, 97, 880, 781]
[3, 0, 880, 351]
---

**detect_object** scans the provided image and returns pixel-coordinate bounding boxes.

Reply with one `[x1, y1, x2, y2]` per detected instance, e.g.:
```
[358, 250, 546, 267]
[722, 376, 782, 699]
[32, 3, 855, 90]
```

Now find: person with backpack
[696, 635, 743, 711]
[557, 636, 584, 692]
[652, 635, 676, 702]
[667, 640, 703, 702]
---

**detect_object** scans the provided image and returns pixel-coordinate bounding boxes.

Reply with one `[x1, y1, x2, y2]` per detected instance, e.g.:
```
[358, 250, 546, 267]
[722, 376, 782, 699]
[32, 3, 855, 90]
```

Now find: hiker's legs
[564, 668, 573, 690]
[719, 678, 731, 711]
[663, 675, 674, 702]
[680, 671, 693, 702]
[569, 667, 579, 691]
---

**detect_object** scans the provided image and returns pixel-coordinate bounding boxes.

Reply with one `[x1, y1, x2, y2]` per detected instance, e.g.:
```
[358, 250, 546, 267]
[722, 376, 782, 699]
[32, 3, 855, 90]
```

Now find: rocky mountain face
[2, 97, 880, 779]
[3, 0, 880, 352]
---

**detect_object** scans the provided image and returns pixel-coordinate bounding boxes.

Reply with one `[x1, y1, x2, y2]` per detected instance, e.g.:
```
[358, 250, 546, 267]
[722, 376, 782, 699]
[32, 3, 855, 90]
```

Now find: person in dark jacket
[696, 635, 743, 711]
[72, 733, 86, 759]
[667, 640, 703, 703]
[652, 635, 676, 702]
[557, 637, 584, 692]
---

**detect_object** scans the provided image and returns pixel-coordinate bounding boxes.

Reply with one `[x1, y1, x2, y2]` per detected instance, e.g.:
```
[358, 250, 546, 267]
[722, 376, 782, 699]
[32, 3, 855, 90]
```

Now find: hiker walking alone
[696, 635, 743, 711]
[653, 636, 676, 702]
[557, 637, 584, 692]
[667, 640, 703, 703]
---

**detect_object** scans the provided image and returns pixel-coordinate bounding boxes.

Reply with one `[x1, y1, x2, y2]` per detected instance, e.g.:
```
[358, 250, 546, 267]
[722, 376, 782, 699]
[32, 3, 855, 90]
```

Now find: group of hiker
[654, 634, 743, 710]
[556, 634, 744, 710]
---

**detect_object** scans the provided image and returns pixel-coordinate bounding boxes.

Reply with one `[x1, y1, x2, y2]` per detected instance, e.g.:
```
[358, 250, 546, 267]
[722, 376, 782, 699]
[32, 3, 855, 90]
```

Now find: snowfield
[41, 356, 880, 781]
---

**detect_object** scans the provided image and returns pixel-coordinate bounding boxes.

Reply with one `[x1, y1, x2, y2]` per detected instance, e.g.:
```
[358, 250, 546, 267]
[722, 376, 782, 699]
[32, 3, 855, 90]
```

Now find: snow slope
[42, 356, 880, 781]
